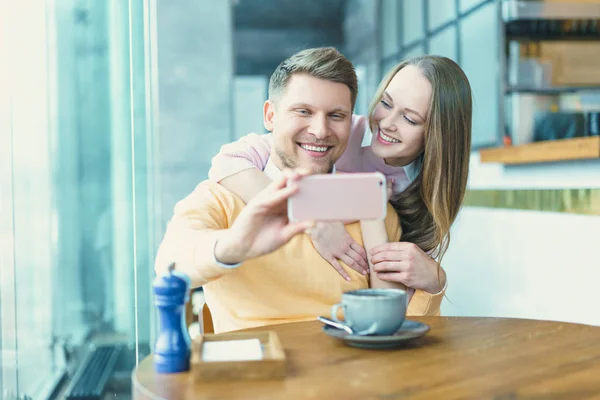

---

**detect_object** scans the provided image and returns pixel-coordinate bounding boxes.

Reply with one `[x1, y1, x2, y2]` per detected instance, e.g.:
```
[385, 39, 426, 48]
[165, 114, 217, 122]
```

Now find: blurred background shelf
[505, 86, 600, 94]
[503, 0, 600, 21]
[480, 136, 600, 164]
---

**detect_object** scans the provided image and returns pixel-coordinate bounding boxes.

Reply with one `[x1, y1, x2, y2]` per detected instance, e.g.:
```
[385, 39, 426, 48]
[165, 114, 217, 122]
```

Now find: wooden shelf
[479, 136, 600, 165]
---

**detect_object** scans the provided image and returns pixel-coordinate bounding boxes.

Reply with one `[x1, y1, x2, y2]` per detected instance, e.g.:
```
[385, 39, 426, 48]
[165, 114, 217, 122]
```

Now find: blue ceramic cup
[330, 288, 407, 335]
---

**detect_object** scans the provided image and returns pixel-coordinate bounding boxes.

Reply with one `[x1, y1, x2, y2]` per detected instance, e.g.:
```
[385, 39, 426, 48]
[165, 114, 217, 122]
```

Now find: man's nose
[307, 114, 328, 139]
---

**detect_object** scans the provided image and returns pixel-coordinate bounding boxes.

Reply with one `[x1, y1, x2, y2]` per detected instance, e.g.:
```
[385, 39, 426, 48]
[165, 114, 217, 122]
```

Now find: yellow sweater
[155, 181, 444, 333]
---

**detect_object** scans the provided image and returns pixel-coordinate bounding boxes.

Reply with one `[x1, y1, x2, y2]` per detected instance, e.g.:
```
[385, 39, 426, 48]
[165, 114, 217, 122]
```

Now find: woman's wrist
[424, 262, 446, 294]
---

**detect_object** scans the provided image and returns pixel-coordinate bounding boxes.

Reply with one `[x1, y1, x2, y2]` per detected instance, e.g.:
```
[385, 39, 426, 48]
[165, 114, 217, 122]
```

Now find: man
[155, 48, 440, 333]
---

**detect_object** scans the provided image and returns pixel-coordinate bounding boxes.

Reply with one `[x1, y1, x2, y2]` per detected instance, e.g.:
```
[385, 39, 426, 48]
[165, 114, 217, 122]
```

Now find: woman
[209, 55, 472, 303]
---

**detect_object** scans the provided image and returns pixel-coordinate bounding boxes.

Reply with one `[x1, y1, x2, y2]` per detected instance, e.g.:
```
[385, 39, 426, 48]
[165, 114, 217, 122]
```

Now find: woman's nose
[379, 114, 397, 132]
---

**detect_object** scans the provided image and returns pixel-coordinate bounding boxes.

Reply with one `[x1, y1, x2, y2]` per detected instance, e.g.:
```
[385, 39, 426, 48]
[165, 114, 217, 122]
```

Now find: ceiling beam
[234, 28, 344, 75]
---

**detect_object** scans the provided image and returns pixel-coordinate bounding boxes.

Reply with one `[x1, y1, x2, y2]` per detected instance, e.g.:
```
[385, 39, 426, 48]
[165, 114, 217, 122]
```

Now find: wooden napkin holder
[191, 331, 286, 382]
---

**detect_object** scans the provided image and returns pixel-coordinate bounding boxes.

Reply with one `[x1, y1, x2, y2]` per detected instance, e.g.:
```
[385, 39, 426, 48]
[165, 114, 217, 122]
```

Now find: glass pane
[403, 0, 425, 45]
[403, 44, 426, 60]
[0, 0, 156, 398]
[428, 0, 457, 31]
[355, 64, 370, 122]
[382, 56, 400, 78]
[429, 25, 458, 61]
[234, 76, 268, 139]
[7, 2, 56, 396]
[459, 1, 500, 148]
[0, 3, 17, 396]
[355, 59, 382, 120]
[460, 0, 486, 14]
[381, 0, 399, 58]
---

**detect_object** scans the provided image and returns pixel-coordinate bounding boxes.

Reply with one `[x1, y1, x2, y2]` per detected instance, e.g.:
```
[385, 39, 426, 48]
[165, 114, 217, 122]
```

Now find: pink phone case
[288, 172, 387, 222]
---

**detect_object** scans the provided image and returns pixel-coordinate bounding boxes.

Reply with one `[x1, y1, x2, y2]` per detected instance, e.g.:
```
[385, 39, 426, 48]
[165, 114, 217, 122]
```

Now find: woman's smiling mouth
[377, 129, 401, 145]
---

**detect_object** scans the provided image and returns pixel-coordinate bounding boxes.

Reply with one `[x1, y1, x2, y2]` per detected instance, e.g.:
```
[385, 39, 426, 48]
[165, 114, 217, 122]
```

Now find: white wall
[441, 152, 600, 325]
[442, 207, 600, 326]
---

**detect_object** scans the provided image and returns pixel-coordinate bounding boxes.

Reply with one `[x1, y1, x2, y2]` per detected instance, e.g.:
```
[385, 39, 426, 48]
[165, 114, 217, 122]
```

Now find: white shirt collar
[264, 159, 283, 180]
[403, 156, 422, 183]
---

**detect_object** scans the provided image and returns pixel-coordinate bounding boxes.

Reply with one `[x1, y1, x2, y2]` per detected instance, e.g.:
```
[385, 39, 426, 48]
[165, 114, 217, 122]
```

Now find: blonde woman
[209, 55, 472, 307]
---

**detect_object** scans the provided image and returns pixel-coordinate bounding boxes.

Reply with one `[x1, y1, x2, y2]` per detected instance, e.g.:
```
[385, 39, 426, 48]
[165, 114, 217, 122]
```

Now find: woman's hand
[306, 222, 369, 281]
[386, 177, 394, 200]
[369, 242, 445, 293]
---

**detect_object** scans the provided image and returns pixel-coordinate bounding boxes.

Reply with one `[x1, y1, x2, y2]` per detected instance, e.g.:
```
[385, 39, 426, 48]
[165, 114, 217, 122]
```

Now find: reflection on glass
[404, 45, 426, 60]
[459, 1, 500, 148]
[403, 0, 425, 45]
[460, 0, 486, 14]
[428, 0, 457, 31]
[0, 0, 156, 398]
[381, 0, 399, 58]
[429, 25, 458, 61]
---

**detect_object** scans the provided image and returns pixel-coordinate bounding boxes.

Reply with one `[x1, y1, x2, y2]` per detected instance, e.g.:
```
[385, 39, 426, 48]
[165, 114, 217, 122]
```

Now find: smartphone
[287, 172, 387, 222]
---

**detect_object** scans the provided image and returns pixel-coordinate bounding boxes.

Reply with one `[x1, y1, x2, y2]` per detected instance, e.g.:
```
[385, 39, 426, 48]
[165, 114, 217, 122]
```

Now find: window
[460, 0, 487, 14]
[428, 0, 457, 31]
[404, 44, 426, 60]
[381, 0, 400, 58]
[403, 0, 425, 45]
[0, 1, 156, 397]
[429, 25, 458, 61]
[459, 1, 501, 148]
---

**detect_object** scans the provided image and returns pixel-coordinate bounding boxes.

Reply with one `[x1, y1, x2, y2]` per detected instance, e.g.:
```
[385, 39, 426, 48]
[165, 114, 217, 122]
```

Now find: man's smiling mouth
[297, 142, 334, 156]
[298, 143, 329, 152]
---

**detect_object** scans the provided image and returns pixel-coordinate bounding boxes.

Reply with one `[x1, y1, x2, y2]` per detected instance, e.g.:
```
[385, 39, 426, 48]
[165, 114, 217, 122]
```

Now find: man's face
[264, 73, 353, 174]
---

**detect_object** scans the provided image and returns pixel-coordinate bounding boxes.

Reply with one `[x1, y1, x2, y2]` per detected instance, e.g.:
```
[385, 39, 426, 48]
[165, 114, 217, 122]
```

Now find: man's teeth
[380, 131, 400, 143]
[300, 144, 329, 152]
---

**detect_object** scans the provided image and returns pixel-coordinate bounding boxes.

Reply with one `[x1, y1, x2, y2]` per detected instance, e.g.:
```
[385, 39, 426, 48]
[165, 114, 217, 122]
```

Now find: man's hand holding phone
[287, 172, 388, 222]
[214, 169, 314, 265]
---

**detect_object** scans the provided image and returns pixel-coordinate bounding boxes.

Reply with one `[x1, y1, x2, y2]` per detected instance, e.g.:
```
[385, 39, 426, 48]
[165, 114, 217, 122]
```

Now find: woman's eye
[380, 100, 392, 109]
[404, 116, 417, 126]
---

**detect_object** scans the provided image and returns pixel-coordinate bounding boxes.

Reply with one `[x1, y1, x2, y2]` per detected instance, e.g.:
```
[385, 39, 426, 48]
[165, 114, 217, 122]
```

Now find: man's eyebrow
[383, 91, 425, 121]
[329, 106, 351, 114]
[288, 103, 351, 114]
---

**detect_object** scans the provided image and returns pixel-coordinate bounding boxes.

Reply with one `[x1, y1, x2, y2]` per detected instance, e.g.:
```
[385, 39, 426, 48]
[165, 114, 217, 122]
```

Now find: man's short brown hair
[268, 47, 358, 110]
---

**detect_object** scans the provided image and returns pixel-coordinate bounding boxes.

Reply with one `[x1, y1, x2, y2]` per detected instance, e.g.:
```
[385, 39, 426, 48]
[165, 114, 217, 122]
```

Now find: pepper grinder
[153, 262, 191, 373]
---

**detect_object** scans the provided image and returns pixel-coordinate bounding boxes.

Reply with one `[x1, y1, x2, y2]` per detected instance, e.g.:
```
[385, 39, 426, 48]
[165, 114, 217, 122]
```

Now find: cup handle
[330, 303, 344, 323]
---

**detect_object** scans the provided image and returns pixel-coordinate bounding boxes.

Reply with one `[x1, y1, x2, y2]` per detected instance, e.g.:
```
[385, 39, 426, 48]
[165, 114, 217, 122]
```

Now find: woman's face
[371, 65, 432, 167]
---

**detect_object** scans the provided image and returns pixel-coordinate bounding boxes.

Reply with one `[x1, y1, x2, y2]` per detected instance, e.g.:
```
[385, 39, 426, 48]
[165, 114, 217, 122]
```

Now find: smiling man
[155, 48, 402, 333]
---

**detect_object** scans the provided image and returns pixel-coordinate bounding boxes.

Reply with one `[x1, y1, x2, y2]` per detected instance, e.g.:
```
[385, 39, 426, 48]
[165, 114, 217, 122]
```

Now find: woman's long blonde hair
[368, 56, 472, 263]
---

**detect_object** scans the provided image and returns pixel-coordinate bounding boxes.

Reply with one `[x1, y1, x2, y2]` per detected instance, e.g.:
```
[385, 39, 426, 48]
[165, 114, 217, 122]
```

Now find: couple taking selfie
[155, 47, 472, 334]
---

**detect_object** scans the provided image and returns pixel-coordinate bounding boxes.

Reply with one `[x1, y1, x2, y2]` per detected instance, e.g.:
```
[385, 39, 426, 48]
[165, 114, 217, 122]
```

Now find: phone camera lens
[379, 181, 383, 186]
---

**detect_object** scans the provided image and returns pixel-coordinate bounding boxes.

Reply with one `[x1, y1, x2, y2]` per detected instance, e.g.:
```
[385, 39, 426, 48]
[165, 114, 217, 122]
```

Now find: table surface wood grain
[132, 317, 600, 400]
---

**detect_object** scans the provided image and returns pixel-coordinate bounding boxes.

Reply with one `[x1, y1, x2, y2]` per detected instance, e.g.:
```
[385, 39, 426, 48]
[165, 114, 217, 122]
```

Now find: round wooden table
[132, 317, 600, 399]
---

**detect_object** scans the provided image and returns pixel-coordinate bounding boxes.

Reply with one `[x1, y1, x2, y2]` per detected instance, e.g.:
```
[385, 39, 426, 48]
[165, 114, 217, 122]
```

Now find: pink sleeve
[208, 133, 273, 182]
[334, 115, 368, 173]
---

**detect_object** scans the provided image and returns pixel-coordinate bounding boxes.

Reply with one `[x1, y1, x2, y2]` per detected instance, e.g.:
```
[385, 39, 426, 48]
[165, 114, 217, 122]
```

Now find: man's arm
[154, 183, 241, 288]
[220, 169, 272, 204]
[155, 171, 313, 288]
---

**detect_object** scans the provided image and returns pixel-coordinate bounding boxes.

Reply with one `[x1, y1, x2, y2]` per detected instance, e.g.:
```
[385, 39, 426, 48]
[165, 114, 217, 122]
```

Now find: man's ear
[263, 100, 275, 132]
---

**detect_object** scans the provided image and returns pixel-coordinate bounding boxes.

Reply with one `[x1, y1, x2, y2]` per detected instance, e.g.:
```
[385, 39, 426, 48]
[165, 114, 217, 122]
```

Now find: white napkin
[202, 339, 263, 362]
